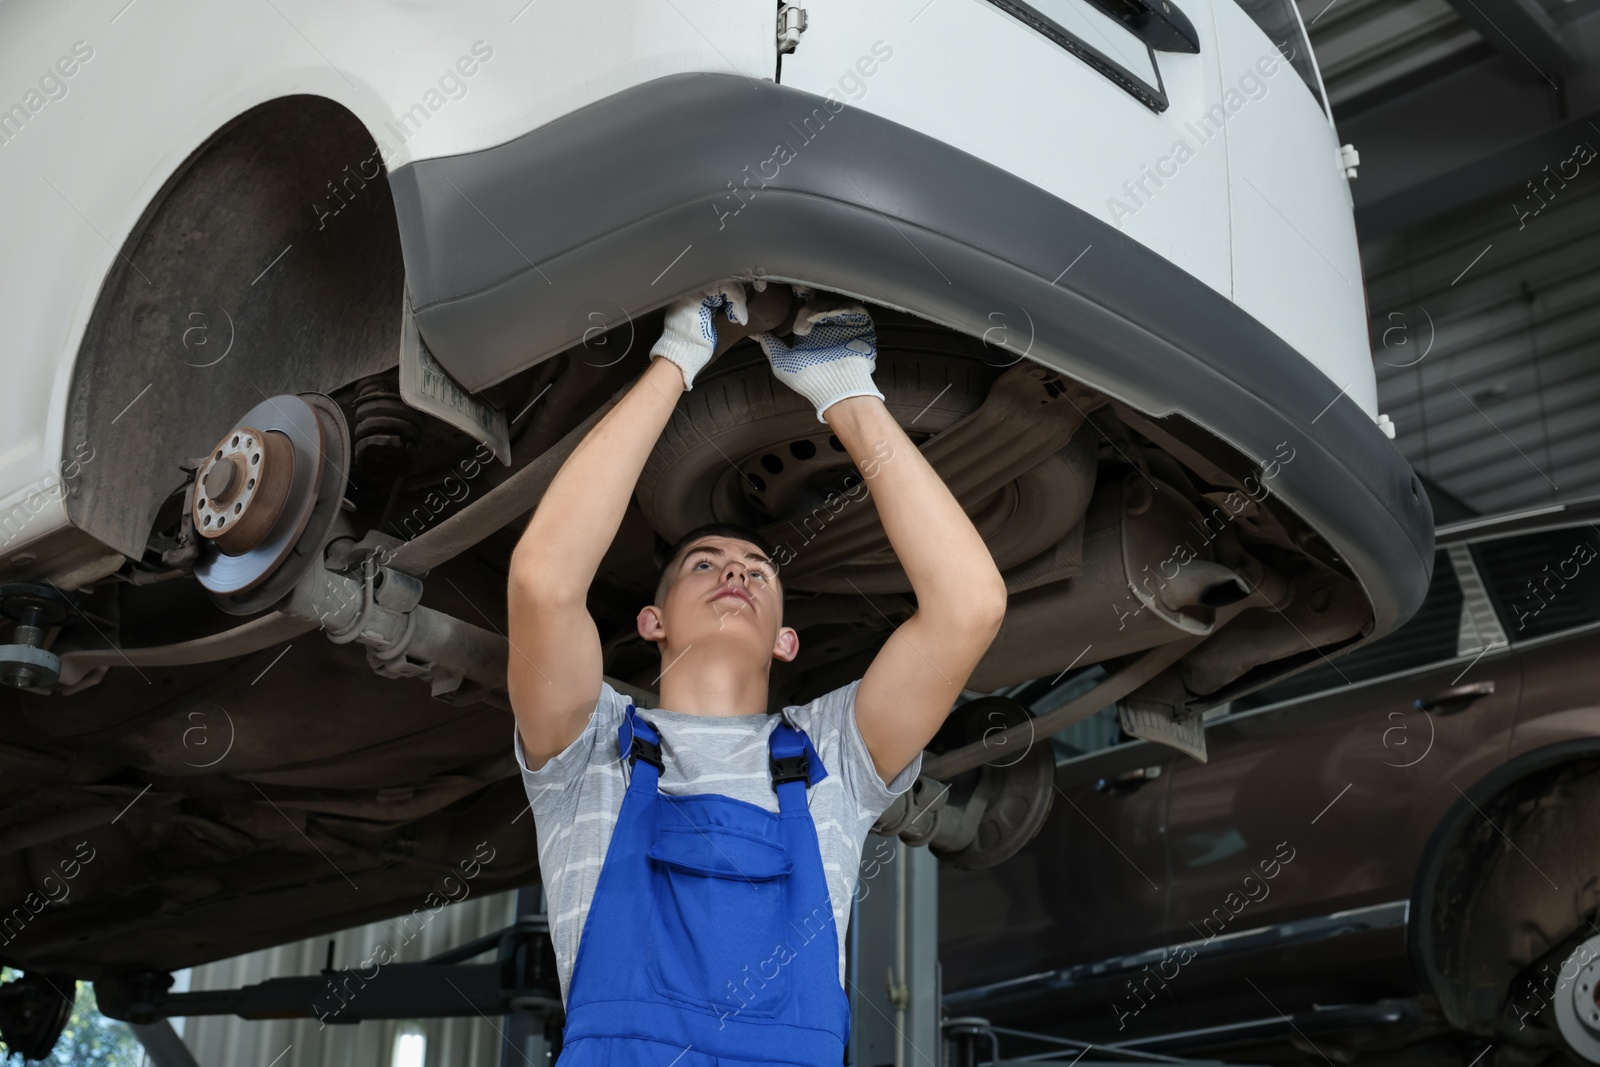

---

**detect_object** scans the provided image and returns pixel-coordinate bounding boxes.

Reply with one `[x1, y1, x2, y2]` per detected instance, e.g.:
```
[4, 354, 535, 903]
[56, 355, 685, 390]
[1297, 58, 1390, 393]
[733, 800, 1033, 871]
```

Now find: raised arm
[508, 284, 764, 770]
[754, 306, 1008, 784]
[830, 396, 1008, 783]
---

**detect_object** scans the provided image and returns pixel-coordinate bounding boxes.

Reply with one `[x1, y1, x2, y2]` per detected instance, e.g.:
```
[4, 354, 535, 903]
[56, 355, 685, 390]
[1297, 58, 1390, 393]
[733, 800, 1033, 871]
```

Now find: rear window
[1473, 526, 1600, 641]
[983, 0, 1168, 111]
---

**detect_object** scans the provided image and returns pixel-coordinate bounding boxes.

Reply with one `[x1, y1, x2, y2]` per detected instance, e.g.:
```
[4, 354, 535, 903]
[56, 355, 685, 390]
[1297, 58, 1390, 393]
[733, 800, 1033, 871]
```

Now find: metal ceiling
[1293, 0, 1485, 114]
[1290, 0, 1600, 518]
[1363, 174, 1600, 516]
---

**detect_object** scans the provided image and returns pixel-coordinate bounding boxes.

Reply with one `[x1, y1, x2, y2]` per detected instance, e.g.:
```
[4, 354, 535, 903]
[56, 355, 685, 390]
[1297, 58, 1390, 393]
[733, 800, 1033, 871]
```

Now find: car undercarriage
[2, 290, 1381, 998]
[0, 66, 1437, 1059]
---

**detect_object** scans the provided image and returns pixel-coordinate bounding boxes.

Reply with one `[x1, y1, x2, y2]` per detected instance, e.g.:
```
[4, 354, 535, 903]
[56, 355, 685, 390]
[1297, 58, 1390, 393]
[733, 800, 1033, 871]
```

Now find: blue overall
[556, 704, 851, 1066]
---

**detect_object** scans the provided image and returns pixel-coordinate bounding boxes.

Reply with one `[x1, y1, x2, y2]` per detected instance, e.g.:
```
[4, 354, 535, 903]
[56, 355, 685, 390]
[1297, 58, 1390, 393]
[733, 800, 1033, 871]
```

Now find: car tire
[1426, 759, 1600, 1059]
[636, 346, 990, 542]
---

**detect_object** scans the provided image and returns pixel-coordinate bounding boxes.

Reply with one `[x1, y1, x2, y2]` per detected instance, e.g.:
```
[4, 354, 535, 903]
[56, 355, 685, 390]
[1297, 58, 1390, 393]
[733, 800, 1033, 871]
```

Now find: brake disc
[193, 393, 350, 615]
[1556, 933, 1600, 1064]
[930, 696, 1056, 871]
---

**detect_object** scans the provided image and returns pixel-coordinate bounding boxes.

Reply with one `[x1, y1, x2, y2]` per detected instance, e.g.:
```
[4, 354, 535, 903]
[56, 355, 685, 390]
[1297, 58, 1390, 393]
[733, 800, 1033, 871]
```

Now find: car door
[940, 672, 1174, 1003]
[1157, 547, 1521, 1006]
[1470, 522, 1600, 757]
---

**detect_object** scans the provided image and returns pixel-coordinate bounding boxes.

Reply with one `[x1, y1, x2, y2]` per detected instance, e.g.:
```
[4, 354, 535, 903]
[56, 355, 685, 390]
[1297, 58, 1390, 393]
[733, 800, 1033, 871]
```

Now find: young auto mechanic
[506, 282, 1008, 1066]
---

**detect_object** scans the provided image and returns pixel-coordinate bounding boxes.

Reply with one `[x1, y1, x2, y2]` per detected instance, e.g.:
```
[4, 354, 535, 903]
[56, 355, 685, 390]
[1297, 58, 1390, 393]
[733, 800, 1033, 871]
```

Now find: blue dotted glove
[754, 303, 884, 422]
[651, 282, 749, 390]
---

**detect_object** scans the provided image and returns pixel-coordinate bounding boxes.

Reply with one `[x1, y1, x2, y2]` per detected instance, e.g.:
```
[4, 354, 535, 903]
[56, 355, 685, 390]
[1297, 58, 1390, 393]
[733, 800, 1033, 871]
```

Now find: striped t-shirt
[514, 678, 920, 1005]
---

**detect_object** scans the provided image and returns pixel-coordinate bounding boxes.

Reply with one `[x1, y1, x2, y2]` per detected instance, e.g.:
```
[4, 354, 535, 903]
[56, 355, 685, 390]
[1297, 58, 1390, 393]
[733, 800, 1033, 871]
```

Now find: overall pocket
[647, 814, 795, 1019]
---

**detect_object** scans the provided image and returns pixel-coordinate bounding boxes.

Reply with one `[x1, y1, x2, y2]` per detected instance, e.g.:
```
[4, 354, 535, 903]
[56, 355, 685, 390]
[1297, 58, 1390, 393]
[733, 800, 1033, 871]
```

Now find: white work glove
[754, 301, 884, 423]
[651, 282, 750, 390]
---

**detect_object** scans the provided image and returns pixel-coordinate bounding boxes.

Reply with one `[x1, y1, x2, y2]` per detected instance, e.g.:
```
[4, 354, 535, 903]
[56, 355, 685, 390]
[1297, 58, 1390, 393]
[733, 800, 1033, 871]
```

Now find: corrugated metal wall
[181, 888, 523, 1067]
[1363, 169, 1600, 515]
[1294, 0, 1600, 519]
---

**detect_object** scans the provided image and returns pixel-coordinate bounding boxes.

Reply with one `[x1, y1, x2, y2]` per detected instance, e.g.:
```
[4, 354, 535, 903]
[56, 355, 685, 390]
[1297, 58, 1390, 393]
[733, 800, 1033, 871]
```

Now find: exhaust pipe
[967, 472, 1258, 691]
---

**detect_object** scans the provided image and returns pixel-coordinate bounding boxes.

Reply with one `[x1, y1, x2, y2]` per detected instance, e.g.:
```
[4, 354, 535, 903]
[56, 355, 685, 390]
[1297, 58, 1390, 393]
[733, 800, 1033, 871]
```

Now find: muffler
[966, 471, 1254, 691]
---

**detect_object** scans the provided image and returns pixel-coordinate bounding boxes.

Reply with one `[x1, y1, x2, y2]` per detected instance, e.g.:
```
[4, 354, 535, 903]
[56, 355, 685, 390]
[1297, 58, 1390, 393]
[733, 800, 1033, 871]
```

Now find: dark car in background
[941, 499, 1600, 1065]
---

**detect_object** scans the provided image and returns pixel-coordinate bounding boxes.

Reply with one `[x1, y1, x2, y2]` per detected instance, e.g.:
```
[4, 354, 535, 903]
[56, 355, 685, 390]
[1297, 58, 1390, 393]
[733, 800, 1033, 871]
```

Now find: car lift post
[849, 839, 940, 1066]
[129, 1019, 202, 1067]
[500, 884, 554, 1067]
[95, 896, 563, 1063]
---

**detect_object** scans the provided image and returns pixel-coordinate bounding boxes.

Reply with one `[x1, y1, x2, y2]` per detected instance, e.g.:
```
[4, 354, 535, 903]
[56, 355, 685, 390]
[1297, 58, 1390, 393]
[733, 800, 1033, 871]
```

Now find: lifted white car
[0, 0, 1430, 1050]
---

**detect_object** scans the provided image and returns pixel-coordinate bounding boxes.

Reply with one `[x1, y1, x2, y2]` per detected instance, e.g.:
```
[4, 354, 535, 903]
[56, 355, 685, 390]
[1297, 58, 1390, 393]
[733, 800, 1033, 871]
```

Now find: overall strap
[617, 704, 663, 792]
[768, 719, 828, 814]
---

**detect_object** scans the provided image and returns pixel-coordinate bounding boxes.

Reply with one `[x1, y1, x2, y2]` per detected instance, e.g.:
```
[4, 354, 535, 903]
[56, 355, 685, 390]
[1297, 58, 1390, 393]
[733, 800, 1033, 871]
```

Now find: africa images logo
[312, 40, 495, 230]
[0, 40, 94, 148]
[711, 41, 894, 230]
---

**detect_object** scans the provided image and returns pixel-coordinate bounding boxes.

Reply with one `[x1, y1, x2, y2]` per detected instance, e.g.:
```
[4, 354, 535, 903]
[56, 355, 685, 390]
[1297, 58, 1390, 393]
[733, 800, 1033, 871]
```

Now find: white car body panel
[780, 0, 1235, 314]
[0, 0, 769, 560]
[782, 0, 1373, 415]
[0, 0, 1372, 567]
[1211, 0, 1375, 413]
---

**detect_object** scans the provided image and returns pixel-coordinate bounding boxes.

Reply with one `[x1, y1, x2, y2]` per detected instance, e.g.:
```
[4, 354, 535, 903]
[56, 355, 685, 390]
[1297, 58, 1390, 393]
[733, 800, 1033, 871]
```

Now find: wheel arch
[1408, 738, 1600, 1032]
[55, 92, 405, 566]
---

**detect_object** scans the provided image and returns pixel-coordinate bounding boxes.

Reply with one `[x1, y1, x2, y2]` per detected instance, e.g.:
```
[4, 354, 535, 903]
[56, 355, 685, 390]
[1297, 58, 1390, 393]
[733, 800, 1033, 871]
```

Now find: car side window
[1473, 526, 1600, 641]
[1050, 704, 1123, 760]
[1028, 666, 1124, 759]
[1232, 549, 1463, 710]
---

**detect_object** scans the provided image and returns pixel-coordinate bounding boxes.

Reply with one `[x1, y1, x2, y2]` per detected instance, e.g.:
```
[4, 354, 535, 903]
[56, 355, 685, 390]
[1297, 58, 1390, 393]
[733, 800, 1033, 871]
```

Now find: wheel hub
[193, 393, 350, 613]
[934, 696, 1056, 870]
[1557, 933, 1600, 1062]
[714, 427, 930, 540]
[193, 425, 295, 555]
[0, 583, 77, 689]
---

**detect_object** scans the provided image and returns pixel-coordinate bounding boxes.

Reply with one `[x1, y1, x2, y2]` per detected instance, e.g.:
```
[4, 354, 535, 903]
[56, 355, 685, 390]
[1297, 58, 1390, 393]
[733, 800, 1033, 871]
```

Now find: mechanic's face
[638, 536, 798, 666]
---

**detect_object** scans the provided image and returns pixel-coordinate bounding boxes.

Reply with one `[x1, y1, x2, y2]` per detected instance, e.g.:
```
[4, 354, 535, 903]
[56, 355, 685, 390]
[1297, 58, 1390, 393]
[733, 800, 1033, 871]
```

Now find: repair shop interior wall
[1364, 161, 1600, 516]
[180, 888, 519, 1067]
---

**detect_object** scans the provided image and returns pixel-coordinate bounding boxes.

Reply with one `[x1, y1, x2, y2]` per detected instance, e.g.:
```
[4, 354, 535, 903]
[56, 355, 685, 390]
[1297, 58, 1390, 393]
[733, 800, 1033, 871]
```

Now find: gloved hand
[754, 301, 884, 423]
[651, 282, 749, 390]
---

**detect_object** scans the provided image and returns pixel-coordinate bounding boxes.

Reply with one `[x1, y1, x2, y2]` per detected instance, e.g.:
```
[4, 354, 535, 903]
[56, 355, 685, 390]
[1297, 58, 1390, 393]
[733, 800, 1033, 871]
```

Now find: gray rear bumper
[388, 72, 1434, 639]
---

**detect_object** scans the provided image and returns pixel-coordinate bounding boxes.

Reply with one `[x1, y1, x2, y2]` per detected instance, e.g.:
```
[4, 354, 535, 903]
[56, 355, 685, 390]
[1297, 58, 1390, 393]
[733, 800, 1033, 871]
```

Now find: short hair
[653, 522, 780, 608]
